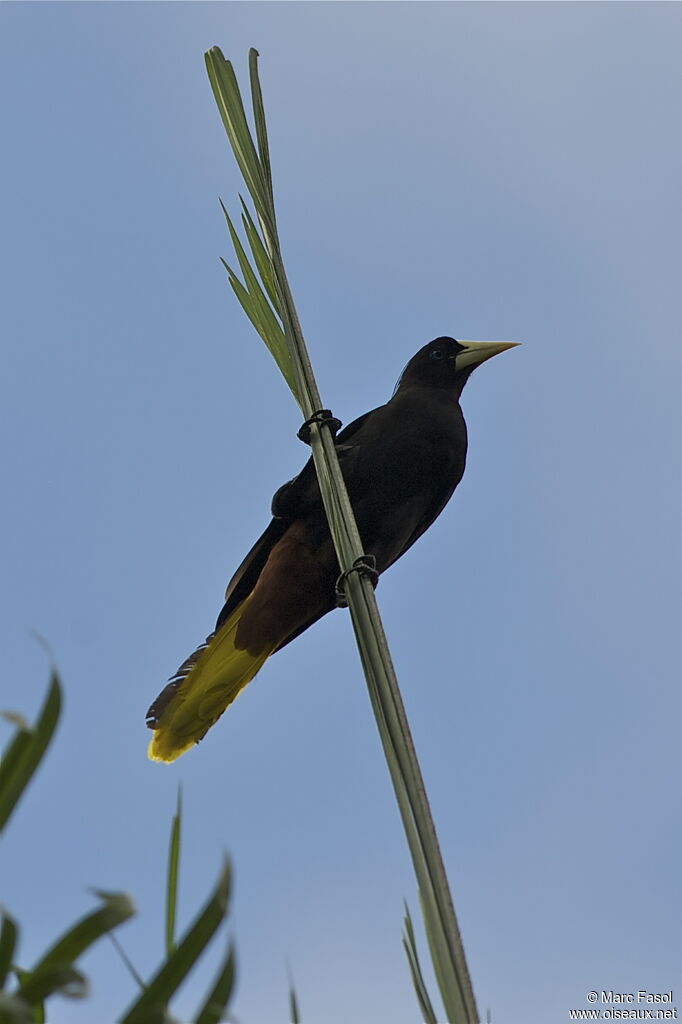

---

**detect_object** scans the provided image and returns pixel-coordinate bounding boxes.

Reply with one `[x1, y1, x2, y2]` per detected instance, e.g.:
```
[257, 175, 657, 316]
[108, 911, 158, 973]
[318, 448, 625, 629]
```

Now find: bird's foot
[335, 555, 379, 607]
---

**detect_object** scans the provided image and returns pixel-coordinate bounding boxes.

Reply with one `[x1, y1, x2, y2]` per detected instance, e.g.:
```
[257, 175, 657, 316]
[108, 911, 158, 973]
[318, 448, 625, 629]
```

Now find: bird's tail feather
[146, 596, 275, 763]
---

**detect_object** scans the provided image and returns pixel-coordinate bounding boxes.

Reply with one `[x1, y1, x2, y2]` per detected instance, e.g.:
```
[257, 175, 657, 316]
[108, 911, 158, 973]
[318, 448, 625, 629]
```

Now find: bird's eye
[430, 349, 445, 361]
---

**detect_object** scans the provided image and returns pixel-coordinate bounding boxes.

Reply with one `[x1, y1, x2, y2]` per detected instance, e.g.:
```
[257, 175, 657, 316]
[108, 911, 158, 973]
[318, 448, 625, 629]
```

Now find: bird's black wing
[335, 408, 378, 446]
[270, 407, 381, 518]
[217, 409, 381, 631]
[216, 517, 289, 629]
[383, 481, 461, 570]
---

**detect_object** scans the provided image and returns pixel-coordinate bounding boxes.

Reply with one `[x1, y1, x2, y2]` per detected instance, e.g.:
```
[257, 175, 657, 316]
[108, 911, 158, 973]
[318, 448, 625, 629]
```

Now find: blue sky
[1, 3, 681, 1022]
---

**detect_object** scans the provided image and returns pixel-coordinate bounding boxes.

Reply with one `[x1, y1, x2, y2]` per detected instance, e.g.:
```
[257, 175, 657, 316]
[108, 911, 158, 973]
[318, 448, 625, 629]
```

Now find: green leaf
[221, 257, 271, 341]
[288, 979, 301, 1024]
[0, 672, 61, 833]
[220, 205, 294, 393]
[119, 860, 231, 1024]
[165, 786, 182, 957]
[402, 902, 438, 1024]
[205, 48, 272, 235]
[0, 912, 18, 988]
[219, 256, 296, 397]
[221, 202, 274, 316]
[16, 965, 87, 1006]
[17, 891, 134, 1004]
[238, 197, 281, 314]
[248, 49, 274, 208]
[194, 944, 235, 1024]
[0, 992, 34, 1024]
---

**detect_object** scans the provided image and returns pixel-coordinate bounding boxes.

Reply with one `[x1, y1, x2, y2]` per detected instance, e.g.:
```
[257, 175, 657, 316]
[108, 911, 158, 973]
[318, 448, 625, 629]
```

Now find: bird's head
[396, 336, 519, 396]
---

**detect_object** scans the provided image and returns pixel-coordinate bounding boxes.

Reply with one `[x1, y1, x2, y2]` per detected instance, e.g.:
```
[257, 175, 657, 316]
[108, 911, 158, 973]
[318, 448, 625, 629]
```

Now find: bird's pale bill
[454, 340, 520, 371]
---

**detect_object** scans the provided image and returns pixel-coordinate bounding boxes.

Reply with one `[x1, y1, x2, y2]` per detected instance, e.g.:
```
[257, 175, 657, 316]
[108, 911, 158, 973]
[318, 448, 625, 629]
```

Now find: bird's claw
[335, 555, 379, 607]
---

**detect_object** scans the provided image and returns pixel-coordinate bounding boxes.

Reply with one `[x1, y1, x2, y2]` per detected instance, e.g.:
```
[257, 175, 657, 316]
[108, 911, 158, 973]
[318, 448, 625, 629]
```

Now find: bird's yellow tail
[147, 596, 275, 763]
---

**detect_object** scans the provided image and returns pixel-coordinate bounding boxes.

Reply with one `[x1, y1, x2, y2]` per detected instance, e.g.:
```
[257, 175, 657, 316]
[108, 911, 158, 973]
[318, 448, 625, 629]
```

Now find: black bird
[147, 336, 517, 761]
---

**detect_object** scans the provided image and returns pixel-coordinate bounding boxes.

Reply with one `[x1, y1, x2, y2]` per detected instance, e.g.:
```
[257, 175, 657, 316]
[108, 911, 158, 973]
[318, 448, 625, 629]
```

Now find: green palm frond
[205, 46, 479, 1024]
